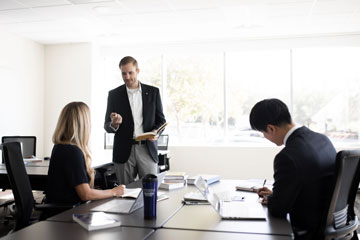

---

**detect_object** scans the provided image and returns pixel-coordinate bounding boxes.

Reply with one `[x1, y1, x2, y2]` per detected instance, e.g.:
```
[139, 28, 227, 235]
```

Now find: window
[226, 50, 290, 145]
[97, 47, 360, 147]
[165, 53, 224, 145]
[292, 47, 360, 146]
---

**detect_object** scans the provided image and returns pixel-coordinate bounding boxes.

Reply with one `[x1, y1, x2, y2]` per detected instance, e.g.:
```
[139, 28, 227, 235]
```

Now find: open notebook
[91, 172, 166, 214]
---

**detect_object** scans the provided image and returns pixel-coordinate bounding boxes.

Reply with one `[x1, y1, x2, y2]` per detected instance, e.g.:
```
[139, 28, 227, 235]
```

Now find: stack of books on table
[187, 174, 221, 185]
[159, 171, 188, 190]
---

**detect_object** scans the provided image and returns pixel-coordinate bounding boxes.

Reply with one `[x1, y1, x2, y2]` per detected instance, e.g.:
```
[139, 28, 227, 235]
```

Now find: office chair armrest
[35, 203, 75, 220]
[34, 203, 74, 211]
[325, 216, 358, 239]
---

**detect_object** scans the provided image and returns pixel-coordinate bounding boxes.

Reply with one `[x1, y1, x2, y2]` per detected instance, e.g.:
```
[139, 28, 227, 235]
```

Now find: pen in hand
[262, 179, 267, 189]
[258, 179, 267, 199]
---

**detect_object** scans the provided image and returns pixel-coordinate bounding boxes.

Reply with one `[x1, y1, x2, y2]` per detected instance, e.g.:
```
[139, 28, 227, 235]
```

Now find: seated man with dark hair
[249, 98, 336, 240]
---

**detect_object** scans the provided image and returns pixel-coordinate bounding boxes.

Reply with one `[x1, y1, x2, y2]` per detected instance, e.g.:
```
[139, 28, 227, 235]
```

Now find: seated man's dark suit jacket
[267, 126, 336, 239]
[104, 83, 166, 164]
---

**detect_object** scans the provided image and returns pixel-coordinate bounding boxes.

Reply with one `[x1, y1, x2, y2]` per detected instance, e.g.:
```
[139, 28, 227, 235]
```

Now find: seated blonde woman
[46, 102, 124, 205]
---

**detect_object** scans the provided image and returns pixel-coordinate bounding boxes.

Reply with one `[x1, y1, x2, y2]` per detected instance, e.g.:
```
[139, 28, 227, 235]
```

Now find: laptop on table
[91, 172, 166, 214]
[194, 176, 266, 220]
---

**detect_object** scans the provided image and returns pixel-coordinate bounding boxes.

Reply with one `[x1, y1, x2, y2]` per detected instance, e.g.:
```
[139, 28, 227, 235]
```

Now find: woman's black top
[46, 144, 89, 205]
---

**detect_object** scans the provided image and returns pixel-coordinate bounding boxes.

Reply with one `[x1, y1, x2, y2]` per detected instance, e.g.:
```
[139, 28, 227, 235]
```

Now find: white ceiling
[0, 0, 359, 45]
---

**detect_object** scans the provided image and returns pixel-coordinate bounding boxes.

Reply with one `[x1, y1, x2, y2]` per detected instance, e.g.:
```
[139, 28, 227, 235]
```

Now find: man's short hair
[249, 98, 292, 132]
[119, 56, 138, 69]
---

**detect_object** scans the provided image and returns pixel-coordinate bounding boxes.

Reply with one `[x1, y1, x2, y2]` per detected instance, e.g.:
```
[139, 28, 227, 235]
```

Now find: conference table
[0, 161, 49, 190]
[1, 179, 294, 240]
[0, 221, 154, 240]
[163, 180, 291, 236]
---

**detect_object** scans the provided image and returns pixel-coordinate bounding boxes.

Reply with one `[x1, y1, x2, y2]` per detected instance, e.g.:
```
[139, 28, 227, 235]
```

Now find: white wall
[0, 31, 44, 158]
[44, 43, 92, 157]
[168, 146, 280, 179]
[99, 146, 279, 179]
[167, 145, 360, 179]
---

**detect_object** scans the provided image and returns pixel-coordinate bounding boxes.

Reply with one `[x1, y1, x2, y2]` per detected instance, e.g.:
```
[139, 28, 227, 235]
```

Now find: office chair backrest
[1, 136, 36, 160]
[2, 142, 35, 231]
[324, 150, 360, 240]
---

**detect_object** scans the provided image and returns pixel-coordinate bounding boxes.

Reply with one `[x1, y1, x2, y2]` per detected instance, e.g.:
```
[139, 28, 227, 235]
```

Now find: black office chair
[324, 150, 360, 240]
[0, 144, 15, 226]
[2, 142, 73, 232]
[158, 134, 170, 172]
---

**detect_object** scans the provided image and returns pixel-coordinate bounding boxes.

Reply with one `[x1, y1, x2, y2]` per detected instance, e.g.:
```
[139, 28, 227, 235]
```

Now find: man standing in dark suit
[104, 56, 166, 185]
[249, 98, 336, 240]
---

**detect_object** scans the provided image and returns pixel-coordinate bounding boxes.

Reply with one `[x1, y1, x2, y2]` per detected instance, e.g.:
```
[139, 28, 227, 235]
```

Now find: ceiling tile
[15, 0, 70, 8]
[0, 0, 360, 44]
[162, 0, 218, 10]
[118, 0, 169, 13]
[0, 0, 26, 11]
[67, 0, 115, 4]
[0, 9, 51, 22]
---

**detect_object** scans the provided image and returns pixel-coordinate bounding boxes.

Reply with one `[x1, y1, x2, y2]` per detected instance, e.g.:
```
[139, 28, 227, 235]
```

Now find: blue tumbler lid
[142, 174, 157, 183]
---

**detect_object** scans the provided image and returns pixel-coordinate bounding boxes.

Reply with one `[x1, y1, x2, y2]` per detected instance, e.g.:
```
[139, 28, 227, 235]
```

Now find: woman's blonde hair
[53, 101, 95, 188]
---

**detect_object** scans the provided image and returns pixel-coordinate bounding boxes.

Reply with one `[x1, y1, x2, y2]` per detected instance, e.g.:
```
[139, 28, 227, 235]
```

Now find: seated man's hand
[259, 196, 268, 205]
[257, 186, 272, 198]
[257, 187, 272, 205]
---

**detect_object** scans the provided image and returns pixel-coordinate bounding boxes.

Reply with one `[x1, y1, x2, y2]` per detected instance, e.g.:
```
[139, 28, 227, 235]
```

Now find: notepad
[120, 188, 141, 199]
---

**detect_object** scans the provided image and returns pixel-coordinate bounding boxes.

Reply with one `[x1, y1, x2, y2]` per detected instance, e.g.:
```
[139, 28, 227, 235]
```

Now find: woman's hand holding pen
[112, 184, 125, 198]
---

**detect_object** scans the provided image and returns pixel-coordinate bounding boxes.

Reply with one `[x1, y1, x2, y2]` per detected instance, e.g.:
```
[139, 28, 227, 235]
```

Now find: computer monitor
[1, 136, 36, 160]
[158, 134, 169, 151]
